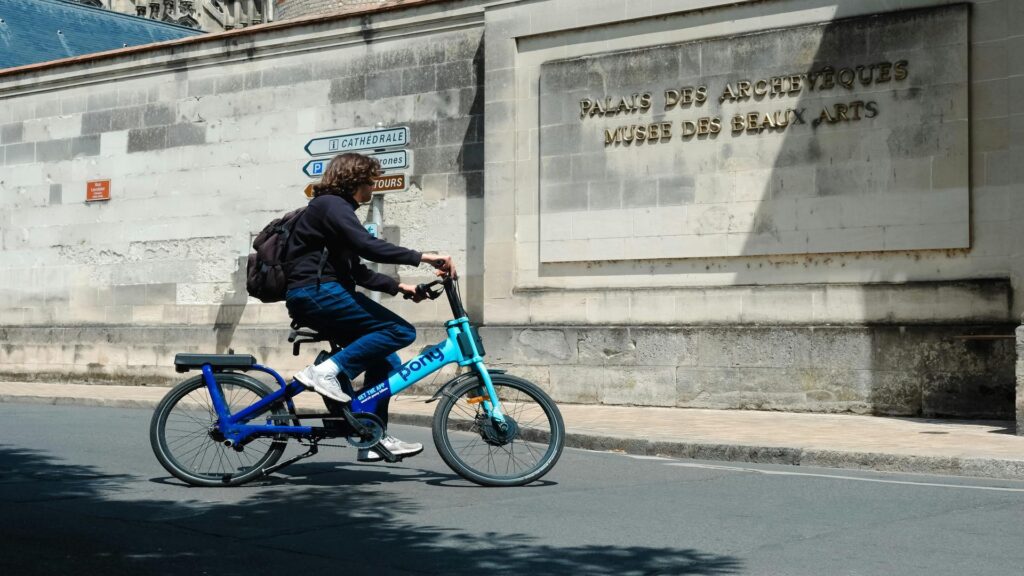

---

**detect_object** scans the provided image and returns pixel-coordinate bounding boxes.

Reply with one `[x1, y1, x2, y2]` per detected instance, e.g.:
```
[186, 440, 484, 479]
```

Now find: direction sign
[302, 150, 411, 178]
[373, 174, 407, 193]
[305, 126, 409, 156]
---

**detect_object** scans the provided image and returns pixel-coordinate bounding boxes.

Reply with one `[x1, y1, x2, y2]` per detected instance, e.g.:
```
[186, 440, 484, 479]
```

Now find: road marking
[626, 455, 674, 461]
[666, 462, 1024, 493]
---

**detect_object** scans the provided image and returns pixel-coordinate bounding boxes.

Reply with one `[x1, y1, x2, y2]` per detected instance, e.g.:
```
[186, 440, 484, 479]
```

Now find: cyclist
[284, 152, 455, 462]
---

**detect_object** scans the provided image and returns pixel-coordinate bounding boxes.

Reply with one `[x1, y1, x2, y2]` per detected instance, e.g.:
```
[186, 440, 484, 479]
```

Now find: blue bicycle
[149, 274, 565, 487]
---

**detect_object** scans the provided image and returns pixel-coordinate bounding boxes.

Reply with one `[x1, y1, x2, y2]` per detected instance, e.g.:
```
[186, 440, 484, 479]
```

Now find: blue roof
[0, 0, 204, 70]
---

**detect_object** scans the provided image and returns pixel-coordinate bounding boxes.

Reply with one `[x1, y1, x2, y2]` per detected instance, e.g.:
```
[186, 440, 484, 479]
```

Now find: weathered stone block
[126, 126, 166, 153]
[109, 107, 142, 131]
[366, 70, 402, 100]
[87, 91, 118, 111]
[70, 135, 101, 158]
[1, 122, 23, 145]
[328, 77, 366, 103]
[577, 328, 635, 365]
[81, 111, 112, 135]
[4, 142, 35, 165]
[187, 77, 216, 98]
[35, 139, 71, 162]
[263, 65, 313, 88]
[143, 104, 176, 127]
[402, 66, 437, 94]
[167, 123, 206, 148]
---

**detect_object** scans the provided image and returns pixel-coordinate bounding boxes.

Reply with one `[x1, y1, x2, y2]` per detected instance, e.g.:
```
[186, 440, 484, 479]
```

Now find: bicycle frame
[204, 279, 502, 446]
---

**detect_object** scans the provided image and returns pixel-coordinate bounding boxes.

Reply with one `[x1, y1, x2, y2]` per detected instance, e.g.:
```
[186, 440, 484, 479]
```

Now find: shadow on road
[0, 445, 743, 575]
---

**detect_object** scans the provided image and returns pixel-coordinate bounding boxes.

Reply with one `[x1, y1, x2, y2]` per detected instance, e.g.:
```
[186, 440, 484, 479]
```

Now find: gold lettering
[746, 112, 760, 132]
[737, 80, 753, 100]
[820, 67, 835, 90]
[731, 115, 745, 132]
[710, 117, 722, 133]
[814, 106, 836, 127]
[848, 100, 864, 121]
[665, 89, 681, 109]
[876, 62, 892, 83]
[771, 76, 784, 95]
[580, 98, 593, 119]
[788, 75, 803, 94]
[695, 86, 708, 104]
[837, 68, 855, 89]
[647, 123, 661, 140]
[638, 93, 653, 111]
[660, 122, 673, 139]
[760, 112, 776, 129]
[773, 110, 789, 128]
[720, 83, 738, 103]
[754, 79, 769, 97]
[856, 64, 875, 86]
[834, 103, 849, 121]
[604, 127, 620, 145]
[806, 71, 821, 90]
[865, 101, 879, 118]
[681, 120, 698, 138]
[697, 117, 714, 135]
[893, 60, 909, 81]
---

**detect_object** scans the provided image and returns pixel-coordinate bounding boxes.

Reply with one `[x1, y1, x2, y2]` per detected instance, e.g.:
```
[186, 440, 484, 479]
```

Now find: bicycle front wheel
[150, 372, 288, 487]
[433, 373, 564, 487]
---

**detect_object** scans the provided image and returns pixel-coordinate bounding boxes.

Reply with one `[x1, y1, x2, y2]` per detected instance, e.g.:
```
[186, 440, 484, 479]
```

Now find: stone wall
[0, 2, 484, 375]
[1017, 323, 1024, 433]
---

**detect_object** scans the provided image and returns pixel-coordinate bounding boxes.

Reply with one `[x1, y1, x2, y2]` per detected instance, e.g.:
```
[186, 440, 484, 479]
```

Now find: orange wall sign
[86, 179, 111, 202]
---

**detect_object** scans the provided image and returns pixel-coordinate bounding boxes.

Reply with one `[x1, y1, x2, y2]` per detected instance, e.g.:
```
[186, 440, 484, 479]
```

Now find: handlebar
[403, 274, 467, 319]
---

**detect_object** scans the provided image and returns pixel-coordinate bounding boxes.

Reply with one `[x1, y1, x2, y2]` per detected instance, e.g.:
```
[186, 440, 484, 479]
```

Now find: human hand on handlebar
[420, 253, 457, 279]
[397, 283, 426, 302]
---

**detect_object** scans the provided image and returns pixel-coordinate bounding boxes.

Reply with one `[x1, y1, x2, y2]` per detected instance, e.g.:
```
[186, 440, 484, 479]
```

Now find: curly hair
[311, 153, 382, 198]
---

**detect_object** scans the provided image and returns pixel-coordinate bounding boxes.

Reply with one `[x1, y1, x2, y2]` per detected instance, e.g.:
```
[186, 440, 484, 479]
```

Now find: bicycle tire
[150, 372, 289, 487]
[432, 373, 564, 487]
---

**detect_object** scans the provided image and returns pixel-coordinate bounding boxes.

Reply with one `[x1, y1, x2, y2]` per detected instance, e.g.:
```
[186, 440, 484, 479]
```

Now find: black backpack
[246, 207, 327, 303]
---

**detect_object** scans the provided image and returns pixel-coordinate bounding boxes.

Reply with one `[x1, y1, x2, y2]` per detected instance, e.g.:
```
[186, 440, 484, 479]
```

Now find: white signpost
[304, 126, 409, 156]
[302, 150, 411, 178]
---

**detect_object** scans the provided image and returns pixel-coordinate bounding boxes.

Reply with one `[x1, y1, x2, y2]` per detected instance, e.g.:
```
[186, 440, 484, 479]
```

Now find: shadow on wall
[0, 445, 743, 575]
[213, 255, 250, 353]
[731, 4, 1014, 419]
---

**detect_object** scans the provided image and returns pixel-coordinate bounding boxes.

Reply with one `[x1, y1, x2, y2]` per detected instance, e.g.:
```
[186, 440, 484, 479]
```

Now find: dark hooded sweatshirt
[284, 194, 421, 295]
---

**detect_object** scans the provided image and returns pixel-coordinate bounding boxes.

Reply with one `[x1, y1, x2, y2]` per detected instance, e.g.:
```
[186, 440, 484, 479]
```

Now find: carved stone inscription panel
[537, 5, 968, 263]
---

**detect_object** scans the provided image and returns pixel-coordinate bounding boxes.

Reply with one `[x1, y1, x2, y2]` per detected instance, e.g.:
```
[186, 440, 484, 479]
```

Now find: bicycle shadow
[1, 444, 743, 575]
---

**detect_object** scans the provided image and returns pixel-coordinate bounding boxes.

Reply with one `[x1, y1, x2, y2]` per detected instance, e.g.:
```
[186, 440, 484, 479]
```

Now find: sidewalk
[2, 381, 1023, 481]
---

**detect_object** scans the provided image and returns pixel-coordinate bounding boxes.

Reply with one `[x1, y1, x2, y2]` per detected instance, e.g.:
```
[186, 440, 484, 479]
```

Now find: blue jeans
[286, 282, 416, 424]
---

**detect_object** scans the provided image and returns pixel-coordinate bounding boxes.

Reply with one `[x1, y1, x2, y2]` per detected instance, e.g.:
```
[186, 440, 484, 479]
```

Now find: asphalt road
[1, 403, 1023, 576]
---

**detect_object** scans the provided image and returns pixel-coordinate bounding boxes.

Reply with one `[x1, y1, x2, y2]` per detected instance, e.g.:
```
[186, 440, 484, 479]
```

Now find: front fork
[473, 362, 507, 425]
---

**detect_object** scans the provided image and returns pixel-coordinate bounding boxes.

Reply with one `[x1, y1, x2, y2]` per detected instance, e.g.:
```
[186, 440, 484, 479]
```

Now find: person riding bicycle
[284, 152, 455, 462]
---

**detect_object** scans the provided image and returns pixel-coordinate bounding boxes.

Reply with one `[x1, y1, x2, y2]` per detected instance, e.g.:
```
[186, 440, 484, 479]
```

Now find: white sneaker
[294, 364, 351, 403]
[358, 435, 424, 462]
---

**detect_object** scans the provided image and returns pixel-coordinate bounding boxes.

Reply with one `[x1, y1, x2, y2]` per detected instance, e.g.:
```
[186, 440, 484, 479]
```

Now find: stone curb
[4, 394, 1022, 481]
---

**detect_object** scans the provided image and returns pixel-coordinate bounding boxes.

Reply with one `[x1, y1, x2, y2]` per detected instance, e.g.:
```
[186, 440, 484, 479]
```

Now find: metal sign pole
[369, 194, 384, 304]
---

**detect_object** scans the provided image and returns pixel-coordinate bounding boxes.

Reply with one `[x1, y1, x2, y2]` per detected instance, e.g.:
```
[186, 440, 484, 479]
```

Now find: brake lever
[404, 281, 444, 300]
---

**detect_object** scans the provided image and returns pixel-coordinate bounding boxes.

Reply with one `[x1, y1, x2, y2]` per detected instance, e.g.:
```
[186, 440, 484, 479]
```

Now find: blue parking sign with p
[303, 160, 327, 178]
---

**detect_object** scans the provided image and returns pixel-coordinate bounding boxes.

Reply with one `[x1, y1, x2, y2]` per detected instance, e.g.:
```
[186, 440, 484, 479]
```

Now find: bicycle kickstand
[260, 439, 320, 477]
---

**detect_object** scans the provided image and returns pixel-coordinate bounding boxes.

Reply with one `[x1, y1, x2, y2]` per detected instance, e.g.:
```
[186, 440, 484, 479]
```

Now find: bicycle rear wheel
[433, 373, 564, 487]
[150, 372, 288, 487]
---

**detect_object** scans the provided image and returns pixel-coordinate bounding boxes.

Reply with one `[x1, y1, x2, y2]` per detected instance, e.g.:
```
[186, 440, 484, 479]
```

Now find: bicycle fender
[425, 369, 507, 403]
